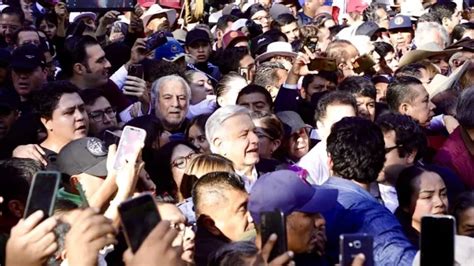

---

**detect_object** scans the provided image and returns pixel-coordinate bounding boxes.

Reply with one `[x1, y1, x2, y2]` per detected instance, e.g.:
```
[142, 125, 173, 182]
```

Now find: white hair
[205, 105, 251, 153]
[151, 75, 191, 106]
[414, 22, 450, 48]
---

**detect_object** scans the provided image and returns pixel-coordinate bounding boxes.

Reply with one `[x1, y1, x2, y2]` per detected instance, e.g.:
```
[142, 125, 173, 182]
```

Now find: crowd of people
[1, 0, 474, 265]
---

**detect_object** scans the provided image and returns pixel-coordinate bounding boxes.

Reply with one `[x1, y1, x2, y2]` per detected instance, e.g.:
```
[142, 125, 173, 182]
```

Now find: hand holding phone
[145, 31, 168, 52]
[420, 215, 455, 266]
[308, 57, 338, 72]
[113, 126, 146, 170]
[260, 210, 288, 261]
[340, 233, 374, 266]
[352, 54, 376, 74]
[24, 171, 61, 220]
[119, 193, 161, 253]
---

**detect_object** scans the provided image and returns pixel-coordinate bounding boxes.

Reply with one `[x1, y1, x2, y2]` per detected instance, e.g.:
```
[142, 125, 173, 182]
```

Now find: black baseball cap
[56, 137, 108, 177]
[185, 29, 211, 46]
[276, 111, 311, 136]
[356, 21, 386, 39]
[10, 44, 46, 71]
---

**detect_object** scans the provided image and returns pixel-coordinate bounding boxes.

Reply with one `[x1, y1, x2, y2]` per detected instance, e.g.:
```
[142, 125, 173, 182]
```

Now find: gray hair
[151, 75, 191, 105]
[205, 105, 251, 153]
[253, 61, 286, 88]
[414, 22, 449, 48]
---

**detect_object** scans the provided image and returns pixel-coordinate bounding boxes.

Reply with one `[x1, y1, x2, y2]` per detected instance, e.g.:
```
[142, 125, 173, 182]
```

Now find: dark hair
[271, 13, 297, 31]
[35, 12, 59, 30]
[429, 2, 457, 22]
[245, 4, 266, 19]
[217, 46, 251, 75]
[451, 191, 474, 230]
[32, 81, 80, 120]
[192, 171, 246, 215]
[142, 58, 185, 83]
[1, 7, 25, 24]
[362, 2, 387, 23]
[250, 111, 284, 141]
[185, 114, 211, 140]
[418, 12, 441, 24]
[373, 41, 395, 58]
[0, 158, 43, 214]
[60, 35, 100, 78]
[452, 24, 466, 41]
[315, 90, 357, 122]
[302, 71, 338, 91]
[396, 165, 427, 211]
[395, 63, 426, 79]
[337, 76, 376, 99]
[326, 117, 385, 183]
[456, 88, 474, 129]
[236, 84, 273, 107]
[208, 241, 259, 266]
[151, 141, 199, 201]
[386, 76, 423, 112]
[79, 88, 106, 106]
[216, 15, 239, 31]
[376, 113, 427, 159]
[11, 26, 40, 46]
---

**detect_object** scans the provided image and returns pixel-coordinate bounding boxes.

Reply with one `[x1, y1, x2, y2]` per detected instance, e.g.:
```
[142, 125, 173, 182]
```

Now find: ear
[299, 87, 307, 99]
[442, 17, 450, 28]
[212, 137, 223, 153]
[73, 63, 84, 75]
[405, 149, 417, 164]
[270, 139, 281, 153]
[41, 117, 52, 131]
[337, 62, 346, 71]
[399, 102, 410, 115]
[201, 215, 222, 236]
[185, 46, 189, 54]
[8, 200, 25, 218]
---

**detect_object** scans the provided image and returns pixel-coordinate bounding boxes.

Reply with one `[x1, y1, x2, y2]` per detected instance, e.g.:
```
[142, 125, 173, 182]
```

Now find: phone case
[113, 126, 146, 170]
[340, 233, 374, 266]
[420, 215, 455, 266]
[24, 171, 61, 219]
[260, 210, 288, 261]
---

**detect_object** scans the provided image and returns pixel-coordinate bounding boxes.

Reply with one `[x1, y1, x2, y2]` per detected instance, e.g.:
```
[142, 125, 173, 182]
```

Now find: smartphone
[340, 233, 374, 266]
[239, 67, 249, 81]
[128, 64, 144, 79]
[118, 193, 161, 253]
[113, 126, 146, 170]
[353, 54, 376, 74]
[103, 129, 121, 148]
[145, 31, 168, 52]
[420, 215, 455, 266]
[308, 57, 337, 72]
[24, 171, 61, 220]
[300, 38, 318, 54]
[260, 210, 288, 261]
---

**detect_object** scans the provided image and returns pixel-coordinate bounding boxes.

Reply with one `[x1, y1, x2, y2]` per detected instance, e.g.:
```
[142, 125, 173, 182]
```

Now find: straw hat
[426, 61, 470, 99]
[398, 43, 462, 67]
[140, 4, 177, 28]
[255, 42, 297, 63]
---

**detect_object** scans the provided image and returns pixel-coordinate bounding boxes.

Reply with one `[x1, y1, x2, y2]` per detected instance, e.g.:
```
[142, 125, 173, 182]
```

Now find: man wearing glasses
[80, 89, 119, 138]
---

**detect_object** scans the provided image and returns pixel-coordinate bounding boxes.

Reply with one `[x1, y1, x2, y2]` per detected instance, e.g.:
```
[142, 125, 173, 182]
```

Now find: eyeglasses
[385, 145, 402, 154]
[88, 107, 116, 122]
[255, 127, 274, 140]
[171, 152, 196, 169]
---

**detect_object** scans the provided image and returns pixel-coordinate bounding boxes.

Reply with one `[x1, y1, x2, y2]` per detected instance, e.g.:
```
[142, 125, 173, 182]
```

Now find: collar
[57, 188, 82, 207]
[460, 126, 474, 156]
[236, 167, 258, 192]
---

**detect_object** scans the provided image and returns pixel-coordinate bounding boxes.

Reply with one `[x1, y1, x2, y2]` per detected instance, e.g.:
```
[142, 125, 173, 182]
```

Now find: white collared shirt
[236, 167, 258, 192]
[297, 140, 330, 185]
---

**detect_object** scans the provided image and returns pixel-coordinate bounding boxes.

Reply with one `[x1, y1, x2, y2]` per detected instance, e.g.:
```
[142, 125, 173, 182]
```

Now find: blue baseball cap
[248, 170, 338, 224]
[388, 15, 412, 31]
[155, 37, 185, 62]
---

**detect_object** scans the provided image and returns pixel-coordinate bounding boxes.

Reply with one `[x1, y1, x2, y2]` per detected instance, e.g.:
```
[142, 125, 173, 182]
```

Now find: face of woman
[190, 72, 214, 105]
[187, 124, 210, 154]
[411, 171, 449, 231]
[170, 145, 197, 190]
[253, 119, 279, 160]
[252, 10, 271, 32]
[39, 20, 57, 40]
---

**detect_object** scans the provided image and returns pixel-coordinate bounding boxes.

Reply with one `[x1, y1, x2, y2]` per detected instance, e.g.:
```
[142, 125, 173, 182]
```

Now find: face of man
[281, 22, 300, 43]
[155, 79, 189, 131]
[429, 55, 450, 76]
[399, 84, 435, 127]
[375, 82, 388, 103]
[377, 130, 414, 184]
[17, 31, 41, 47]
[284, 128, 309, 161]
[317, 104, 357, 141]
[375, 8, 390, 29]
[85, 96, 118, 137]
[43, 93, 89, 145]
[237, 92, 271, 112]
[207, 188, 252, 241]
[389, 29, 413, 52]
[0, 14, 22, 45]
[12, 67, 47, 100]
[186, 41, 211, 64]
[458, 207, 474, 238]
[81, 44, 111, 87]
[355, 95, 376, 121]
[444, 10, 462, 34]
[304, 76, 336, 100]
[286, 212, 319, 254]
[214, 114, 260, 171]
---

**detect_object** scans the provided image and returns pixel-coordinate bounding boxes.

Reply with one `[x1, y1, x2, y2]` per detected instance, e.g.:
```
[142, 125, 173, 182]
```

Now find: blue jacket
[322, 177, 417, 266]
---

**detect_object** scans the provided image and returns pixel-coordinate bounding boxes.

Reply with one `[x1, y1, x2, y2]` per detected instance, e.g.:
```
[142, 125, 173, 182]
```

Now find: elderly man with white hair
[205, 105, 260, 191]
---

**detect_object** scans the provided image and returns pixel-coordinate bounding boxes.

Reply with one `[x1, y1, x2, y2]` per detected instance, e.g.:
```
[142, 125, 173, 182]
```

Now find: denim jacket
[322, 177, 417, 266]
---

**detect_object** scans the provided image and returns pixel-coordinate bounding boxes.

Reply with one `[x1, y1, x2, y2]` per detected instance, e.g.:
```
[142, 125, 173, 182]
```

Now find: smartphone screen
[353, 54, 376, 74]
[340, 233, 374, 266]
[128, 64, 144, 79]
[113, 126, 146, 170]
[145, 31, 167, 52]
[308, 57, 337, 72]
[24, 171, 61, 220]
[260, 210, 288, 261]
[119, 193, 161, 253]
[420, 215, 455, 266]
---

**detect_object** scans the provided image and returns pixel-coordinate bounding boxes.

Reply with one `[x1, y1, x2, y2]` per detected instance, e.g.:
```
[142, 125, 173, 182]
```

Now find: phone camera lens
[353, 240, 361, 249]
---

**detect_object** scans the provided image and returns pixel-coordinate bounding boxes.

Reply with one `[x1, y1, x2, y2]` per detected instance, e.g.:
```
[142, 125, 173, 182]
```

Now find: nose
[204, 83, 213, 94]
[249, 129, 259, 144]
[171, 96, 180, 107]
[429, 101, 436, 110]
[184, 226, 195, 242]
[103, 113, 112, 124]
[75, 108, 85, 121]
[104, 58, 111, 69]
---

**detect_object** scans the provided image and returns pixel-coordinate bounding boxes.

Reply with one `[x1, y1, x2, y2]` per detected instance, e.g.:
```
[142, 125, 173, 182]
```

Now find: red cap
[159, 0, 182, 10]
[346, 0, 368, 14]
[138, 0, 156, 8]
[222, 30, 248, 49]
